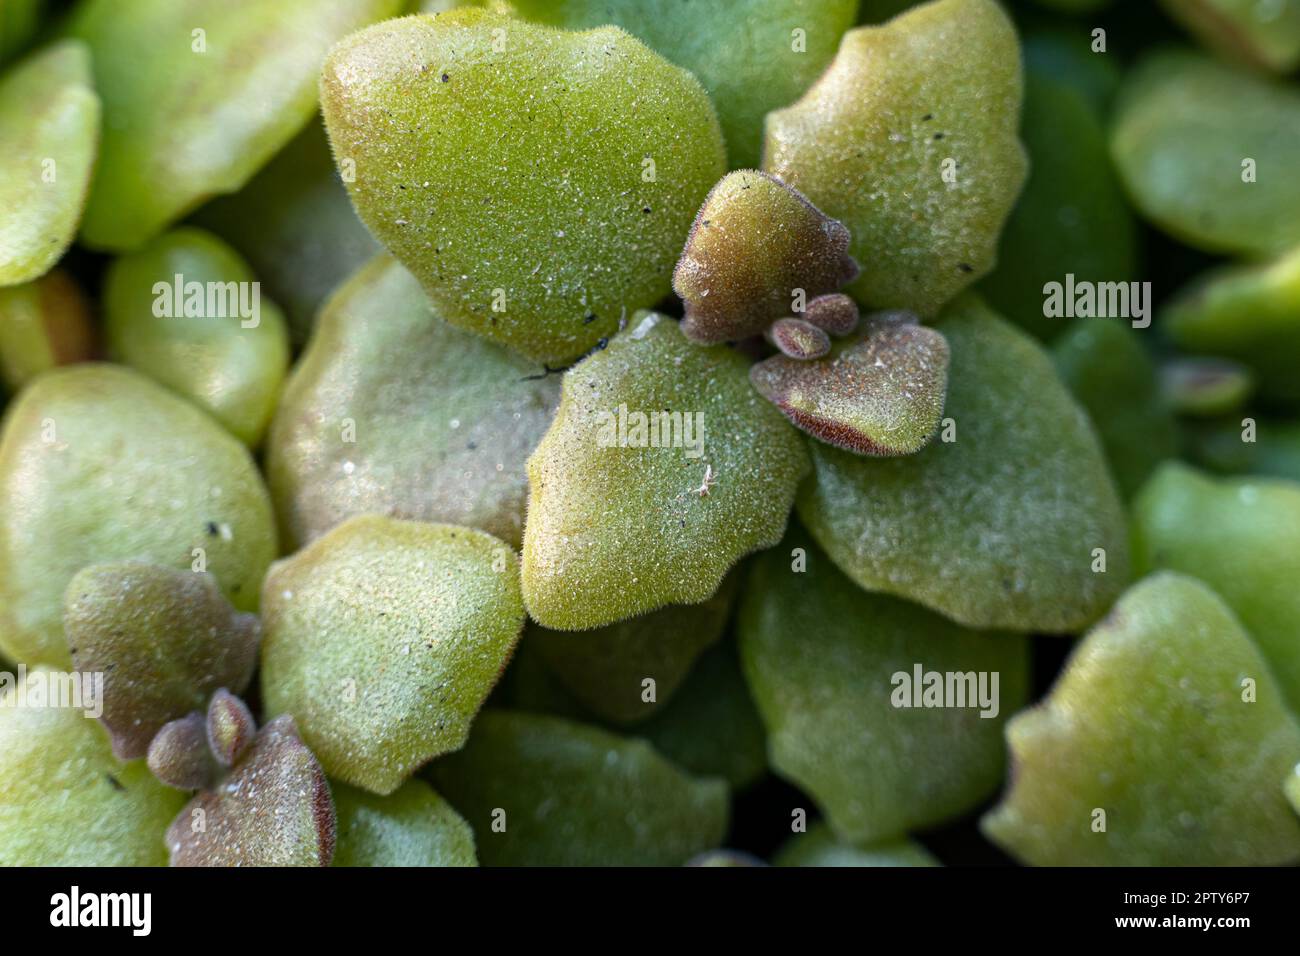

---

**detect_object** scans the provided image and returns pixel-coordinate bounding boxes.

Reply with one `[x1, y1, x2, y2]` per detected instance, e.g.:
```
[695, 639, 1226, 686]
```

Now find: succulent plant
[427, 710, 728, 866]
[320, 7, 725, 363]
[0, 364, 277, 666]
[267, 256, 559, 550]
[984, 573, 1300, 866]
[2, 0, 1296, 872]
[259, 515, 526, 794]
[103, 227, 290, 445]
[0, 40, 98, 287]
[764, 0, 1028, 316]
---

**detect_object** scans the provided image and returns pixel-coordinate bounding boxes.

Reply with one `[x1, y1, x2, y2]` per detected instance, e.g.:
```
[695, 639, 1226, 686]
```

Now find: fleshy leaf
[1159, 357, 1255, 417]
[674, 170, 857, 345]
[0, 668, 187, 866]
[1159, 246, 1300, 403]
[193, 119, 381, 344]
[63, 562, 260, 759]
[1050, 319, 1178, 499]
[0, 364, 278, 666]
[522, 313, 809, 629]
[500, 0, 858, 169]
[739, 528, 1028, 844]
[0, 269, 95, 390]
[769, 319, 832, 361]
[167, 715, 335, 867]
[751, 312, 950, 456]
[1160, 0, 1300, 74]
[802, 293, 859, 337]
[764, 0, 1027, 316]
[633, 641, 768, 792]
[320, 8, 725, 363]
[427, 710, 728, 866]
[1111, 50, 1300, 256]
[207, 689, 256, 768]
[774, 824, 938, 868]
[797, 296, 1130, 632]
[68, 0, 403, 251]
[983, 573, 1300, 866]
[332, 779, 477, 867]
[980, 65, 1137, 341]
[147, 713, 215, 791]
[529, 572, 738, 724]
[1133, 462, 1300, 713]
[0, 40, 99, 286]
[260, 515, 526, 795]
[1187, 418, 1300, 484]
[104, 228, 290, 446]
[267, 257, 559, 551]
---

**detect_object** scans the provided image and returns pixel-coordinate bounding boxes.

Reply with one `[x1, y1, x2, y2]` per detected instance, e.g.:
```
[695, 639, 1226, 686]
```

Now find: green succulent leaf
[980, 69, 1137, 341]
[798, 296, 1130, 633]
[260, 515, 526, 795]
[332, 779, 477, 867]
[167, 714, 336, 867]
[983, 572, 1300, 866]
[1051, 319, 1178, 499]
[0, 668, 187, 866]
[1159, 245, 1300, 403]
[427, 710, 728, 866]
[751, 311, 950, 456]
[1160, 0, 1300, 74]
[0, 40, 99, 286]
[522, 313, 809, 629]
[631, 640, 768, 792]
[774, 823, 938, 867]
[501, 0, 858, 169]
[63, 562, 260, 760]
[67, 0, 403, 251]
[267, 257, 559, 552]
[529, 571, 738, 724]
[0, 364, 278, 666]
[739, 527, 1028, 844]
[1111, 50, 1300, 256]
[1187, 418, 1300, 484]
[104, 227, 290, 446]
[192, 119, 381, 345]
[320, 8, 725, 363]
[1133, 462, 1300, 714]
[764, 0, 1028, 317]
[673, 170, 858, 345]
[0, 269, 95, 391]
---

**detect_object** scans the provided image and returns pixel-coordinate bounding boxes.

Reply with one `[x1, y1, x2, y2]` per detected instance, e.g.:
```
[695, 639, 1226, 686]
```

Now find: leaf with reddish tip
[167, 715, 335, 867]
[147, 713, 214, 791]
[207, 690, 255, 768]
[802, 293, 859, 337]
[675, 170, 858, 344]
[63, 562, 261, 760]
[751, 314, 950, 456]
[769, 318, 831, 360]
